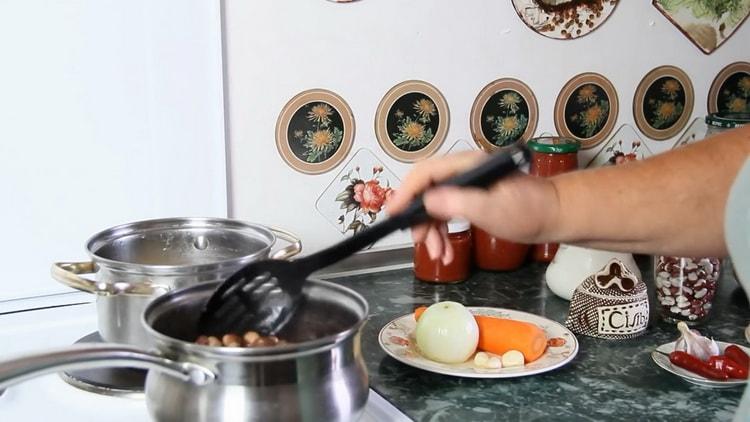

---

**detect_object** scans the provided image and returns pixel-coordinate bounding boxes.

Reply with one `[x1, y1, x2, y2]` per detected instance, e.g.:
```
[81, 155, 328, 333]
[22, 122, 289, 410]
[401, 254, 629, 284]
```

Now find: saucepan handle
[0, 344, 215, 391]
[268, 227, 302, 260]
[51, 262, 167, 296]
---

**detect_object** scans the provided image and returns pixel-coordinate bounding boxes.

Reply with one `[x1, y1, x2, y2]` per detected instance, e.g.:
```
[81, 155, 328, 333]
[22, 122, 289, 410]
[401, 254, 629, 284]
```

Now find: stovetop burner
[59, 332, 146, 398]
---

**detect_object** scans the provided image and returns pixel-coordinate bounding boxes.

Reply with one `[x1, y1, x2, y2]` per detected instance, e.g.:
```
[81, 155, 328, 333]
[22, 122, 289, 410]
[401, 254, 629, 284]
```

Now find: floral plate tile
[512, 0, 620, 40]
[708, 62, 750, 114]
[652, 0, 750, 55]
[633, 66, 694, 141]
[586, 124, 654, 168]
[316, 148, 400, 236]
[554, 72, 619, 150]
[470, 78, 538, 152]
[379, 307, 579, 378]
[276, 89, 355, 174]
[671, 117, 708, 149]
[375, 80, 449, 163]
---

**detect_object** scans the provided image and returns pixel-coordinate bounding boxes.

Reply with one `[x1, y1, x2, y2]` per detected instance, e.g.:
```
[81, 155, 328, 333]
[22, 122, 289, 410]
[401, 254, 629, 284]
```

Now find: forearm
[546, 127, 750, 257]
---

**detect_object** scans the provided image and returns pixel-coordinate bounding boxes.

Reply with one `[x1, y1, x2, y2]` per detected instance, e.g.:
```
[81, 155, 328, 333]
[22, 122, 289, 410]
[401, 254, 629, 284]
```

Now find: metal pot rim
[84, 217, 277, 274]
[142, 279, 369, 361]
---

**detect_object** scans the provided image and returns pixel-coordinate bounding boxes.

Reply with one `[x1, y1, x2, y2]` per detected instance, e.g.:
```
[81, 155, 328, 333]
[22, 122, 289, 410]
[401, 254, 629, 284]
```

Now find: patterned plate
[652, 341, 750, 388]
[378, 307, 578, 378]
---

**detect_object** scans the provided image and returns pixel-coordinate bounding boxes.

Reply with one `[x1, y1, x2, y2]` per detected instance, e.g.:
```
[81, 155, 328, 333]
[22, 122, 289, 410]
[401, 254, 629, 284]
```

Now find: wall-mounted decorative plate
[633, 66, 694, 141]
[316, 148, 400, 236]
[512, 0, 620, 40]
[652, 1, 750, 54]
[470, 78, 538, 152]
[275, 89, 355, 174]
[671, 117, 708, 149]
[708, 62, 750, 114]
[586, 124, 654, 168]
[375, 80, 449, 163]
[554, 73, 618, 149]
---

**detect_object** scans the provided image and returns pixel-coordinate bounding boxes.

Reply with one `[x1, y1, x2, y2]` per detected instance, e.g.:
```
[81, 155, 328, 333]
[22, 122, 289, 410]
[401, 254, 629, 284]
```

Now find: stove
[0, 295, 409, 421]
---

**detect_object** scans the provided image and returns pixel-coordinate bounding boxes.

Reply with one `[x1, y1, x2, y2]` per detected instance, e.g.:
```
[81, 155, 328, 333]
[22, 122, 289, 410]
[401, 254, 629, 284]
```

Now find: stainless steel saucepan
[0, 279, 369, 422]
[51, 217, 301, 348]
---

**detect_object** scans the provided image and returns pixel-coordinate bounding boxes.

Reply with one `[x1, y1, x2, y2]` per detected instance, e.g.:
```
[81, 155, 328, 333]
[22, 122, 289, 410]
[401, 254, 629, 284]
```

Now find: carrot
[414, 306, 428, 321]
[475, 315, 547, 363]
[413, 305, 547, 363]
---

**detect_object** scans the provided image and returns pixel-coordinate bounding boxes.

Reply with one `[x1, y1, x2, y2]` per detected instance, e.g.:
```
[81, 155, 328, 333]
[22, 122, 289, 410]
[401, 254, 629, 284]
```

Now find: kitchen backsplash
[224, 0, 750, 254]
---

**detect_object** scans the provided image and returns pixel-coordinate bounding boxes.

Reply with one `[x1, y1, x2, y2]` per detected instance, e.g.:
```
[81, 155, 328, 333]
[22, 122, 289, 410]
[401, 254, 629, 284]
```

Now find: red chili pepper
[724, 345, 750, 371]
[707, 355, 749, 379]
[669, 351, 729, 380]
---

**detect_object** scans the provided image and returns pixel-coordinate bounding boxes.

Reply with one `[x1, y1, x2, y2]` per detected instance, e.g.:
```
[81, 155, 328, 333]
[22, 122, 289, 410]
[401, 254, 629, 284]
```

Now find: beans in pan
[195, 331, 286, 348]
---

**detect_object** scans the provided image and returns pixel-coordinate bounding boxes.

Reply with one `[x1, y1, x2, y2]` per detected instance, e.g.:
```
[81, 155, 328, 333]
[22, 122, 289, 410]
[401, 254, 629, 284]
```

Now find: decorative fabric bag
[565, 259, 649, 339]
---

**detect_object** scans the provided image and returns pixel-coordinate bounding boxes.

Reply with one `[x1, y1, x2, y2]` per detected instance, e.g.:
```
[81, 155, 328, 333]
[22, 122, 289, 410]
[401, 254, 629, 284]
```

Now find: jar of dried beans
[653, 256, 721, 325]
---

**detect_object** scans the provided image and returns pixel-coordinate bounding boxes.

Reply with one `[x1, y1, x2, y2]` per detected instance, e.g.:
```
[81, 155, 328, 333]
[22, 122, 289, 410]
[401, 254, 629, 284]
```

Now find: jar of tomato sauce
[527, 137, 580, 262]
[472, 226, 529, 271]
[414, 219, 472, 283]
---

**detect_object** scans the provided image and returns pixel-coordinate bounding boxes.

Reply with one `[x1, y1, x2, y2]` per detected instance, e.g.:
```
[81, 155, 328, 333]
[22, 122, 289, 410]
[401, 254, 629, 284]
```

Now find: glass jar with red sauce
[472, 226, 529, 271]
[414, 219, 472, 283]
[527, 137, 580, 263]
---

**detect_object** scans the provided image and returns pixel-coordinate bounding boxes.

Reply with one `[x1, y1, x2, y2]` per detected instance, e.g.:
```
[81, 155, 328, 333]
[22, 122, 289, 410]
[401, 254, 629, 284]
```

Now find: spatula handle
[297, 144, 529, 273]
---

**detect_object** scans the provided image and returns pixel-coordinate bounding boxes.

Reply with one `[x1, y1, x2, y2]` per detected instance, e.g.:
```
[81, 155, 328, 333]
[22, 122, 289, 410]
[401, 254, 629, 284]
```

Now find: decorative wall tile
[652, 0, 750, 54]
[316, 148, 399, 235]
[633, 65, 694, 141]
[672, 117, 708, 149]
[445, 139, 477, 156]
[470, 78, 538, 152]
[586, 124, 654, 168]
[554, 72, 619, 149]
[512, 0, 620, 39]
[708, 62, 750, 113]
[275, 89, 355, 174]
[375, 80, 449, 163]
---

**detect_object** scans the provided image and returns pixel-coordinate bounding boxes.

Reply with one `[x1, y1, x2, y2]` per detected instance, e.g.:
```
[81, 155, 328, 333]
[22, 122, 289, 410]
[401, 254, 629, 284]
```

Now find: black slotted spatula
[199, 145, 530, 336]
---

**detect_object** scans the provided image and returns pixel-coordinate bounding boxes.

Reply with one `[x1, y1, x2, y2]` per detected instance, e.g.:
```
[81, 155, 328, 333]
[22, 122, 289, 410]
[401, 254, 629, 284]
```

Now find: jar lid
[447, 219, 470, 233]
[705, 112, 750, 129]
[526, 137, 581, 154]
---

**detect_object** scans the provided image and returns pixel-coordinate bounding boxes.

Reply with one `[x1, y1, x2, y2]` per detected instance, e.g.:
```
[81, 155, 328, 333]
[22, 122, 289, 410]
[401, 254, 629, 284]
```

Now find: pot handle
[0, 344, 215, 391]
[268, 227, 302, 260]
[51, 262, 167, 296]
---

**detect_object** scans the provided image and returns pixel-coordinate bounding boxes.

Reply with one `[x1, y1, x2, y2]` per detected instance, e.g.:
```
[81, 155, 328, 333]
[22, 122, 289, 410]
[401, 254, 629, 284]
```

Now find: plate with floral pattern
[379, 307, 578, 378]
[708, 62, 750, 114]
[276, 89, 355, 174]
[554, 73, 618, 149]
[470, 78, 538, 152]
[375, 80, 449, 163]
[634, 66, 694, 141]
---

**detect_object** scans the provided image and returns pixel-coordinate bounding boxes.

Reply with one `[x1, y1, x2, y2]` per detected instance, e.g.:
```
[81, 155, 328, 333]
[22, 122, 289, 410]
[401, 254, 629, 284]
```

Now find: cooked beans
[196, 331, 286, 348]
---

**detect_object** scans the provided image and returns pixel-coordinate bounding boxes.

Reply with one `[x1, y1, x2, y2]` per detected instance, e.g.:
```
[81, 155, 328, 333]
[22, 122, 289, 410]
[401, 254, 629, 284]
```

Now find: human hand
[386, 151, 559, 264]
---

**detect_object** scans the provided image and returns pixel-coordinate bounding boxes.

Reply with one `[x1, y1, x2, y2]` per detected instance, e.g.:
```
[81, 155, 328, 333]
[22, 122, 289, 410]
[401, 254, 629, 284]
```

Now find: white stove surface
[0, 299, 409, 421]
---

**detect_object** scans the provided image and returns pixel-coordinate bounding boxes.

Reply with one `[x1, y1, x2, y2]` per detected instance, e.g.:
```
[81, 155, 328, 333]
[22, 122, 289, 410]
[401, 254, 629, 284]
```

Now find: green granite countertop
[326, 258, 750, 421]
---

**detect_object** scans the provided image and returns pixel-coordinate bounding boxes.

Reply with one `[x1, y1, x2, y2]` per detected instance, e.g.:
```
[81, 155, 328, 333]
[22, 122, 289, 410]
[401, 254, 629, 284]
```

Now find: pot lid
[86, 217, 277, 272]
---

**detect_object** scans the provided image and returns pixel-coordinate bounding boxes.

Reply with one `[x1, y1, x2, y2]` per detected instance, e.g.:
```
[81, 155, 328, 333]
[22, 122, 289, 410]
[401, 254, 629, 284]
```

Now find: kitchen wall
[0, 1, 227, 303]
[224, 0, 749, 253]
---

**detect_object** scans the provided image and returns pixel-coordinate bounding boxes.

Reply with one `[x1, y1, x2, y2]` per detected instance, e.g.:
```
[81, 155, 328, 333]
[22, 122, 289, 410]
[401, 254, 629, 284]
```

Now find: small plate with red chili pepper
[652, 341, 750, 388]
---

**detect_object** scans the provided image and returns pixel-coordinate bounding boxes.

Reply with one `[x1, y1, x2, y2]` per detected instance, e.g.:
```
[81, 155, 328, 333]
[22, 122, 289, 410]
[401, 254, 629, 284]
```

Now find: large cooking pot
[0, 279, 369, 422]
[51, 217, 301, 348]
